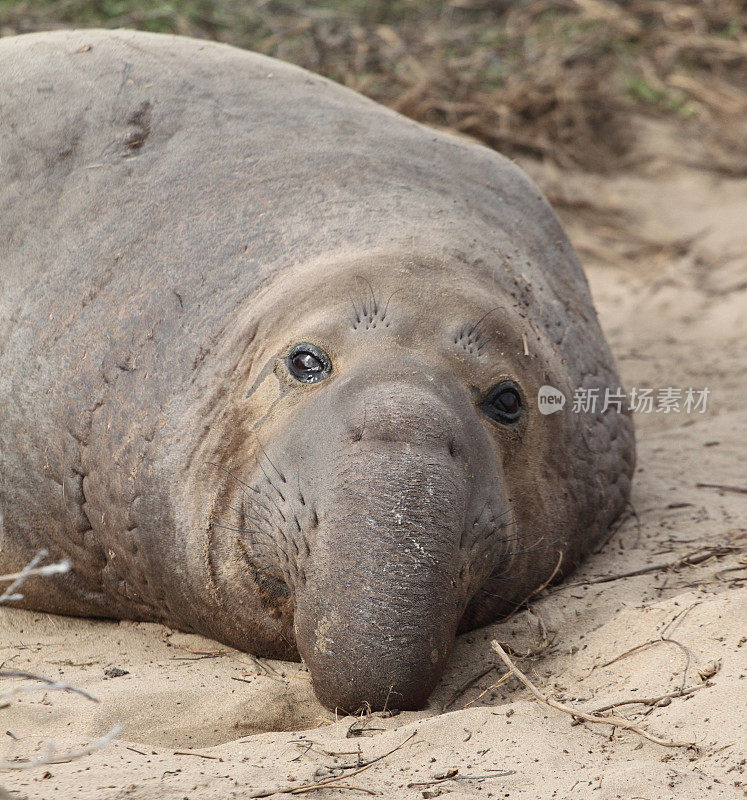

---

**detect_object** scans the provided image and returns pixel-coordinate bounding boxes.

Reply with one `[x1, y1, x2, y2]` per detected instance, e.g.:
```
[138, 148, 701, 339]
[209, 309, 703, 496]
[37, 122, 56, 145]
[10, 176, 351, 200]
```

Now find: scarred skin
[0, 30, 634, 712]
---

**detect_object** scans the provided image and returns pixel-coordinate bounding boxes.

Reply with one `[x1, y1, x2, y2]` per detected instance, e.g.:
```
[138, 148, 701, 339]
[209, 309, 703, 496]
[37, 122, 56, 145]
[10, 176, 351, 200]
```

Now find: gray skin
[0, 30, 635, 712]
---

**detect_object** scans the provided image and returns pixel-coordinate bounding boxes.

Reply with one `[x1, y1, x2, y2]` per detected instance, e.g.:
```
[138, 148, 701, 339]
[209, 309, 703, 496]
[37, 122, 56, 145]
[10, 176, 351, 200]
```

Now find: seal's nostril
[448, 439, 457, 458]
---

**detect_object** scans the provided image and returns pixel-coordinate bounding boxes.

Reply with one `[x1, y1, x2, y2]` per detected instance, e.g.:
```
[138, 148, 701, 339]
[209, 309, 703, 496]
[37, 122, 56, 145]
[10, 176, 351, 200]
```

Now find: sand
[0, 117, 745, 800]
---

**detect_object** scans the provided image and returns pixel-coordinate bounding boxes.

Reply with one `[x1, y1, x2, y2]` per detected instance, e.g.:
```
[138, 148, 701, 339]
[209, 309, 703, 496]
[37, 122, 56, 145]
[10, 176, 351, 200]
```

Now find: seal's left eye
[481, 381, 523, 424]
[286, 343, 332, 384]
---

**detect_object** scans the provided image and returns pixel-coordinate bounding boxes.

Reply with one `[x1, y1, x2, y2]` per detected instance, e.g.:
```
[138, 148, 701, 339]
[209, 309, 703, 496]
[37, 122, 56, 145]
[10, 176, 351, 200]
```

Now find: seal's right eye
[286, 343, 332, 384]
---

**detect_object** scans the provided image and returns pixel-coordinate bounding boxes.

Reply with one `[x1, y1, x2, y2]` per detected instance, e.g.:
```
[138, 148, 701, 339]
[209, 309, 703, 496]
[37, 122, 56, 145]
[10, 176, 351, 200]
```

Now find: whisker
[470, 306, 501, 335]
[381, 288, 401, 318]
[475, 586, 523, 606]
[209, 480, 275, 519]
[243, 506, 278, 533]
[260, 489, 288, 523]
[256, 460, 286, 502]
[204, 516, 260, 535]
[206, 461, 262, 496]
[488, 528, 526, 548]
[239, 535, 285, 565]
[354, 274, 379, 315]
[218, 499, 273, 526]
[254, 437, 286, 483]
[506, 538, 563, 558]
[473, 499, 491, 525]
[348, 291, 361, 324]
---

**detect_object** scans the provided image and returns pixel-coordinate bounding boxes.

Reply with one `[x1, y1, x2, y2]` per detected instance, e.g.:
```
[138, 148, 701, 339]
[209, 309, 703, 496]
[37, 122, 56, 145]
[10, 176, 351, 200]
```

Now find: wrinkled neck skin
[177, 251, 573, 712]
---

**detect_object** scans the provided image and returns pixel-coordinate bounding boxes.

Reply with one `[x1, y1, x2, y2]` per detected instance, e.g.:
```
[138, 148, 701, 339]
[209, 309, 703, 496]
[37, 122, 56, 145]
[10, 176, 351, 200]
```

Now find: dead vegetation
[1, 0, 744, 173]
[490, 641, 697, 749]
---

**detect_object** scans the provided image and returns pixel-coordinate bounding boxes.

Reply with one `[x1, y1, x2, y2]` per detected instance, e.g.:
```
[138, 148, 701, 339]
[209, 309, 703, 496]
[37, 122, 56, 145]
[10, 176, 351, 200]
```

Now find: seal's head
[192, 249, 633, 713]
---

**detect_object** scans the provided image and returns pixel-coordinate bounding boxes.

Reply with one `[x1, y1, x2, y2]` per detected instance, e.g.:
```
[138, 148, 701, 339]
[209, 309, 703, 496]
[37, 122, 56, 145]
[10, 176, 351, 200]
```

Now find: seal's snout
[294, 587, 456, 712]
[278, 366, 502, 712]
[292, 439, 474, 711]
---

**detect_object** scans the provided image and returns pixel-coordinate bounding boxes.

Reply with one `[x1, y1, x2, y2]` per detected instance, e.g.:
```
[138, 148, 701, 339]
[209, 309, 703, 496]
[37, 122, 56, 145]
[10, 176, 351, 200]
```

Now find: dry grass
[1, 0, 744, 172]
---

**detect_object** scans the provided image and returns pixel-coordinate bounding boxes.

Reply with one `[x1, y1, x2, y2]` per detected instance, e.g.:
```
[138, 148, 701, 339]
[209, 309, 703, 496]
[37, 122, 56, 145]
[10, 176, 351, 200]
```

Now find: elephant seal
[0, 29, 634, 712]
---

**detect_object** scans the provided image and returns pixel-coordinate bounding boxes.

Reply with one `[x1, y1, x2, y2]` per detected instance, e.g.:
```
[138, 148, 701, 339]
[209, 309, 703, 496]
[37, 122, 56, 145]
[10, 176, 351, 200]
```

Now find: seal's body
[0, 30, 634, 711]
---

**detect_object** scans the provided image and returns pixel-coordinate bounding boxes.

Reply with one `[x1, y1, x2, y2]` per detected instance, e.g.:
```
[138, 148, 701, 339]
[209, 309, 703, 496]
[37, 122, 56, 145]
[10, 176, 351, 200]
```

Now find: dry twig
[0, 554, 120, 771]
[174, 750, 223, 761]
[0, 725, 122, 770]
[407, 768, 516, 787]
[490, 641, 695, 749]
[246, 731, 417, 798]
[589, 683, 706, 715]
[0, 550, 70, 605]
[441, 665, 496, 712]
[161, 629, 228, 657]
[696, 482, 747, 495]
[0, 669, 98, 708]
[550, 536, 745, 592]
